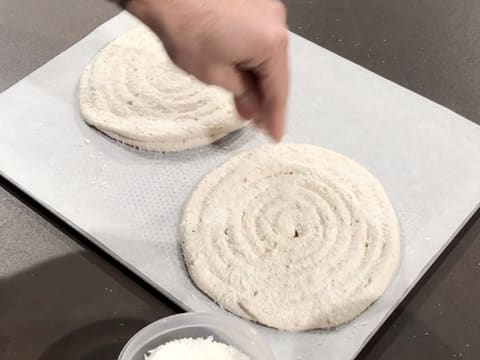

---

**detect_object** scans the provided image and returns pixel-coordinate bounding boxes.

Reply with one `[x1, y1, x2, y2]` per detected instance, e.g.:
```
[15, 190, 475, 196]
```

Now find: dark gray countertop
[1, 1, 479, 359]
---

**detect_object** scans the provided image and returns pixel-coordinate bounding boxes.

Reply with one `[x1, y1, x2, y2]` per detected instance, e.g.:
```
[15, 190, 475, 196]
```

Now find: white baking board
[1, 11, 480, 360]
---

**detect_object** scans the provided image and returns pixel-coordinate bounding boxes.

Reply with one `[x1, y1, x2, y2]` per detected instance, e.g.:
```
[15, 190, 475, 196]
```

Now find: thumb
[234, 87, 261, 120]
[203, 65, 261, 120]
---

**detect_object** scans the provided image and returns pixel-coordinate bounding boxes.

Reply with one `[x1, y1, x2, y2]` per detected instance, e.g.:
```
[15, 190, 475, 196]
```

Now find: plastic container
[118, 312, 275, 360]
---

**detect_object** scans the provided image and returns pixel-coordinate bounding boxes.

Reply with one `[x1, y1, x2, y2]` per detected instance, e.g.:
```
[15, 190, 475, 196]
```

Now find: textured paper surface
[1, 12, 480, 360]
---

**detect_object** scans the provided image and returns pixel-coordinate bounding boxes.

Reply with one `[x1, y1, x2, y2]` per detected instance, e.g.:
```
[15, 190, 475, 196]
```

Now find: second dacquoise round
[181, 143, 400, 331]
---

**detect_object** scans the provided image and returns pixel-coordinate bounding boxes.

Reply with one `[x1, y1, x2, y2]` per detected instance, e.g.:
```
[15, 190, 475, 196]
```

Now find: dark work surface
[1, 1, 479, 359]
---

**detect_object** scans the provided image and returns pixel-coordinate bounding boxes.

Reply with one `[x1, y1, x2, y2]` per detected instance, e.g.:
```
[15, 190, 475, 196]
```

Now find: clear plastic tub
[118, 312, 275, 360]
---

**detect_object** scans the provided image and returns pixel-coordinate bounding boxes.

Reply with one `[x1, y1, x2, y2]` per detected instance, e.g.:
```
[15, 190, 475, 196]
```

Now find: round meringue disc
[79, 26, 245, 152]
[181, 143, 400, 330]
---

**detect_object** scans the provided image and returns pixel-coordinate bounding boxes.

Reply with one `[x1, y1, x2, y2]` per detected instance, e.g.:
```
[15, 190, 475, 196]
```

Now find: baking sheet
[1, 11, 480, 360]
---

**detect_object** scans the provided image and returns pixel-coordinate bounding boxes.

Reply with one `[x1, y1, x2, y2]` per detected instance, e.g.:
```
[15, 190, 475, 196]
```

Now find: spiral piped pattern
[79, 26, 245, 152]
[181, 144, 400, 330]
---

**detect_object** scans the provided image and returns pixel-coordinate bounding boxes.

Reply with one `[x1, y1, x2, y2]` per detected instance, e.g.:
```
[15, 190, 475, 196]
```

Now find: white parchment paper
[1, 12, 480, 360]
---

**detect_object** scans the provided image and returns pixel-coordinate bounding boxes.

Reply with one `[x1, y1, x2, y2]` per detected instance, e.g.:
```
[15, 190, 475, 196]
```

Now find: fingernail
[269, 124, 283, 142]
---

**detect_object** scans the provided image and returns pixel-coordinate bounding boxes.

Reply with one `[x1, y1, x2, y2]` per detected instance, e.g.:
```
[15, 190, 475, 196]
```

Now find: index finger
[257, 31, 289, 142]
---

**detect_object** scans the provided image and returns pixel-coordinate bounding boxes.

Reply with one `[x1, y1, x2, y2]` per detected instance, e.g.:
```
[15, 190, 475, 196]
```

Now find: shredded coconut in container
[145, 336, 250, 360]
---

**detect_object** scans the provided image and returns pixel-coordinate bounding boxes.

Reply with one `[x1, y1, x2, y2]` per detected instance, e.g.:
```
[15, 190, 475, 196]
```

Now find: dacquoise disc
[181, 143, 400, 331]
[79, 26, 245, 152]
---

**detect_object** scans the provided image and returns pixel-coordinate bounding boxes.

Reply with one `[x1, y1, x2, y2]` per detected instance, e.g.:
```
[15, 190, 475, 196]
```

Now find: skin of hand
[126, 0, 289, 141]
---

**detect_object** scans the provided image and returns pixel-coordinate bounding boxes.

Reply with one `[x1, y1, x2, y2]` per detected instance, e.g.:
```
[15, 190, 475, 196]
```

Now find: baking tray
[1, 12, 480, 360]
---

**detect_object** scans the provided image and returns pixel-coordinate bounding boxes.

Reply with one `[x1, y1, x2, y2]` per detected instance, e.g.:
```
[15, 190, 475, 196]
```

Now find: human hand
[127, 0, 289, 141]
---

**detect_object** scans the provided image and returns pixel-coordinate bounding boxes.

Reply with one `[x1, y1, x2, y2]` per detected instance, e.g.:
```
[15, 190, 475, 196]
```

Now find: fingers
[200, 65, 262, 122]
[235, 89, 261, 120]
[256, 30, 289, 142]
[202, 42, 289, 142]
